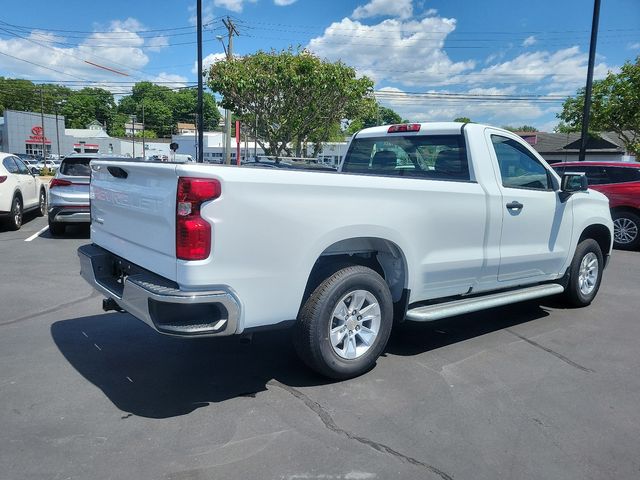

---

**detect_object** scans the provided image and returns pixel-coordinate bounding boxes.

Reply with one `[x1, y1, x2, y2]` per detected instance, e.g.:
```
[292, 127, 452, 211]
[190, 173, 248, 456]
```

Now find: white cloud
[352, 0, 413, 20]
[146, 36, 168, 53]
[522, 35, 537, 47]
[628, 42, 640, 50]
[0, 19, 156, 83]
[213, 0, 257, 13]
[375, 86, 547, 127]
[307, 16, 474, 87]
[193, 52, 227, 75]
[274, 0, 297, 5]
[474, 46, 612, 92]
[153, 73, 188, 89]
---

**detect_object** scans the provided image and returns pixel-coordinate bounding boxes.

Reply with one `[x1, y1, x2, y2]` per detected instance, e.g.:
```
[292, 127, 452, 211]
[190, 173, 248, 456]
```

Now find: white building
[171, 132, 265, 163]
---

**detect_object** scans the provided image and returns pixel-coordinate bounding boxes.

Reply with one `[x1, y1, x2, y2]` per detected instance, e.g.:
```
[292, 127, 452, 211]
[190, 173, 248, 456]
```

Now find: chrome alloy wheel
[613, 217, 638, 245]
[39, 191, 47, 215]
[13, 198, 22, 228]
[329, 289, 381, 360]
[578, 252, 599, 296]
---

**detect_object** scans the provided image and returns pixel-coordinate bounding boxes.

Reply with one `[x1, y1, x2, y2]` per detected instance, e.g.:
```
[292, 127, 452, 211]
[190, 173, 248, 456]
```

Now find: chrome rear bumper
[78, 244, 240, 337]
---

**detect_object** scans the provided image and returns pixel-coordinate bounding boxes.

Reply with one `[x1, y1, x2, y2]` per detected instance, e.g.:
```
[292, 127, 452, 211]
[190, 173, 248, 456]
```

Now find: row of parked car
[13, 153, 61, 174]
[1, 151, 640, 249]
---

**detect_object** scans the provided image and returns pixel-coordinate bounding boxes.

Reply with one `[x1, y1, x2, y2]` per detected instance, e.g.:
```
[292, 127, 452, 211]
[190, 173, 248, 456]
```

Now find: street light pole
[196, 0, 204, 163]
[141, 102, 146, 160]
[579, 0, 601, 161]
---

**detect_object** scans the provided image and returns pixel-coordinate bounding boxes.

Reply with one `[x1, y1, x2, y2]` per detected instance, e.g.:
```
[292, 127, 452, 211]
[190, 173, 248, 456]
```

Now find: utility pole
[54, 100, 63, 159]
[141, 102, 146, 160]
[194, 113, 199, 161]
[196, 0, 204, 163]
[221, 16, 239, 165]
[39, 89, 47, 160]
[579, 0, 601, 161]
[131, 115, 136, 158]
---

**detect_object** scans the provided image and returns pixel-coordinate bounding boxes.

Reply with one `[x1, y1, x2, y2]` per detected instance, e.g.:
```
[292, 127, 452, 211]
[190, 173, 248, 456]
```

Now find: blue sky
[1, 0, 638, 131]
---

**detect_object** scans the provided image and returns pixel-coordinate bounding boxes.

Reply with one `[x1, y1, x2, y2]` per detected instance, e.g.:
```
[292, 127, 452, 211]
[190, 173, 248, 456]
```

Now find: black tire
[562, 239, 604, 307]
[48, 221, 65, 236]
[37, 189, 47, 217]
[294, 265, 393, 379]
[8, 196, 23, 231]
[612, 210, 640, 250]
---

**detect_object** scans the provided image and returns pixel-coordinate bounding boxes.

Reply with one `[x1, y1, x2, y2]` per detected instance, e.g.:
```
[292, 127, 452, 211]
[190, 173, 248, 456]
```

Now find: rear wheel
[48, 221, 65, 236]
[612, 211, 640, 250]
[294, 265, 393, 379]
[562, 239, 603, 307]
[37, 189, 47, 217]
[8, 196, 23, 231]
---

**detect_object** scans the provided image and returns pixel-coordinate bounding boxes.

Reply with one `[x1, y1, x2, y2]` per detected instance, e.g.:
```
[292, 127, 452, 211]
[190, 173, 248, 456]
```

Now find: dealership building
[0, 109, 170, 158]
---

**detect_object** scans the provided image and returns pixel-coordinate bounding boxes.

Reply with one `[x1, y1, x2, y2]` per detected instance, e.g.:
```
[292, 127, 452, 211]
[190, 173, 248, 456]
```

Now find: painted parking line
[24, 225, 49, 242]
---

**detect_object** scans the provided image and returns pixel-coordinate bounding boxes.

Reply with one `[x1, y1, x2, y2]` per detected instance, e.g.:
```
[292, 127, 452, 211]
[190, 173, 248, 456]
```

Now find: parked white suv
[0, 153, 47, 230]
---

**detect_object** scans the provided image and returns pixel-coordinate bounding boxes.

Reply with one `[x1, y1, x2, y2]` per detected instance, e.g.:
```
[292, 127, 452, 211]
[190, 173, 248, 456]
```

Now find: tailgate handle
[107, 166, 128, 179]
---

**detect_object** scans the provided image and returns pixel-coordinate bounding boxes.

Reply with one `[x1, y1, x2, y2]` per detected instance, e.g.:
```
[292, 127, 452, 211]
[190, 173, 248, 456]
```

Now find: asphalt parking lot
[2, 215, 640, 480]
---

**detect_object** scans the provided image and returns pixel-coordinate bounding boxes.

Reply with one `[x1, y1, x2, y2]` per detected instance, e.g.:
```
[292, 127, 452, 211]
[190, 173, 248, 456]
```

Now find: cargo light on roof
[388, 124, 421, 133]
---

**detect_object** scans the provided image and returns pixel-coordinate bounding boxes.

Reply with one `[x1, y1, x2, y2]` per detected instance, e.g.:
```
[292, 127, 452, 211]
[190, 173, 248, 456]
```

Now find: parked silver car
[48, 154, 126, 235]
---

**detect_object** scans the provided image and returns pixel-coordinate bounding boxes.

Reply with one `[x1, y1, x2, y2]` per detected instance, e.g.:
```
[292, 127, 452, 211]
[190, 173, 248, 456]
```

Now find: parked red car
[553, 161, 640, 250]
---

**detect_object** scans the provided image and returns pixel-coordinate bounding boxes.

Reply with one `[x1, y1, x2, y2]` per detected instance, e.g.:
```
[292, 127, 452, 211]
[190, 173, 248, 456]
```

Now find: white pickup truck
[78, 122, 613, 379]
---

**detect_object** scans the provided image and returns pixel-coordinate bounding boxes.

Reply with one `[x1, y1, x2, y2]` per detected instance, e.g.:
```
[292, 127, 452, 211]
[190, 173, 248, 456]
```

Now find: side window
[582, 166, 611, 185]
[3, 157, 19, 174]
[608, 167, 640, 184]
[491, 135, 550, 190]
[13, 158, 30, 175]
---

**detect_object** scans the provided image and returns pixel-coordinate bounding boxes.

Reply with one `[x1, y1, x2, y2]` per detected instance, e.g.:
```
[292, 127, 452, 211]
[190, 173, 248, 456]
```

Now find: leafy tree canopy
[453, 117, 472, 123]
[501, 125, 539, 132]
[557, 57, 639, 155]
[207, 47, 375, 158]
[346, 104, 403, 135]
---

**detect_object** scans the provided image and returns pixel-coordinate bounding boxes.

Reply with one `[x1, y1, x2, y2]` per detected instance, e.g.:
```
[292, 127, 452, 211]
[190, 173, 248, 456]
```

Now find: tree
[117, 82, 221, 136]
[501, 125, 539, 132]
[60, 88, 117, 130]
[557, 57, 640, 155]
[454, 117, 472, 123]
[346, 104, 403, 134]
[207, 48, 375, 158]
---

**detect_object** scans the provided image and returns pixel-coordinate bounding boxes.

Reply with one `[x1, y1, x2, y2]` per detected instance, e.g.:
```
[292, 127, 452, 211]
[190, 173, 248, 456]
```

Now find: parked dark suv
[553, 161, 640, 249]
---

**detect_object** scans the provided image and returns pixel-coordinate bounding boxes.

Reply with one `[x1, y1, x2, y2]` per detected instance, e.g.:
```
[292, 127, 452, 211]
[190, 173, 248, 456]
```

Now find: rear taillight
[176, 177, 221, 261]
[387, 124, 421, 133]
[0, 175, 6, 183]
[50, 178, 73, 188]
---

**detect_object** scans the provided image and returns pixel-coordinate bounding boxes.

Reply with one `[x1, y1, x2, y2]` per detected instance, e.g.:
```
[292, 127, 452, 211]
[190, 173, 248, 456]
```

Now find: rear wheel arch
[300, 237, 409, 309]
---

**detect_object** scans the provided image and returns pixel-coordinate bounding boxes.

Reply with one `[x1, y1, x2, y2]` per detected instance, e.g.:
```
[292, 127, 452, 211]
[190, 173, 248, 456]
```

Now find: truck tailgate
[90, 161, 178, 281]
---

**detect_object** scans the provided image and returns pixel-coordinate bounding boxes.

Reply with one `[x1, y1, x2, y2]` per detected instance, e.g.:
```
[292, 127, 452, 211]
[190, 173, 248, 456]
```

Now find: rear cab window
[341, 133, 470, 181]
[61, 158, 92, 177]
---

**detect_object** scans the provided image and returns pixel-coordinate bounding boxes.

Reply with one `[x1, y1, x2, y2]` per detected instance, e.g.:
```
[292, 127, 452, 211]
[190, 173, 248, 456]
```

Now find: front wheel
[612, 211, 640, 250]
[562, 239, 604, 307]
[294, 265, 393, 379]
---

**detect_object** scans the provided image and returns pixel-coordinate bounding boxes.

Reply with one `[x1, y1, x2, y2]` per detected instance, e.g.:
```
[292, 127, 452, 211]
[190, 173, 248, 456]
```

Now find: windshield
[342, 134, 470, 181]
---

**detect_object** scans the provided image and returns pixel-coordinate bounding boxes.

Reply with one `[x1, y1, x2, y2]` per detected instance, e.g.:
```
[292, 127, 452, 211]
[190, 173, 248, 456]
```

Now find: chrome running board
[405, 284, 565, 322]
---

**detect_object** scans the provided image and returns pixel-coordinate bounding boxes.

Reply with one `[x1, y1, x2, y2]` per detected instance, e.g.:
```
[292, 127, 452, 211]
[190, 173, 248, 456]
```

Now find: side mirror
[562, 172, 588, 192]
[559, 172, 588, 202]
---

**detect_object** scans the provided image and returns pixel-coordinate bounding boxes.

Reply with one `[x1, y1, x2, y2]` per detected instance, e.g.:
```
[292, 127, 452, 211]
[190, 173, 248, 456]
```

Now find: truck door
[487, 133, 573, 282]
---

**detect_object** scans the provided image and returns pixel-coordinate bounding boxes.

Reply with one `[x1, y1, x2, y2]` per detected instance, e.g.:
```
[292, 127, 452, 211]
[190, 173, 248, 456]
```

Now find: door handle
[506, 201, 524, 210]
